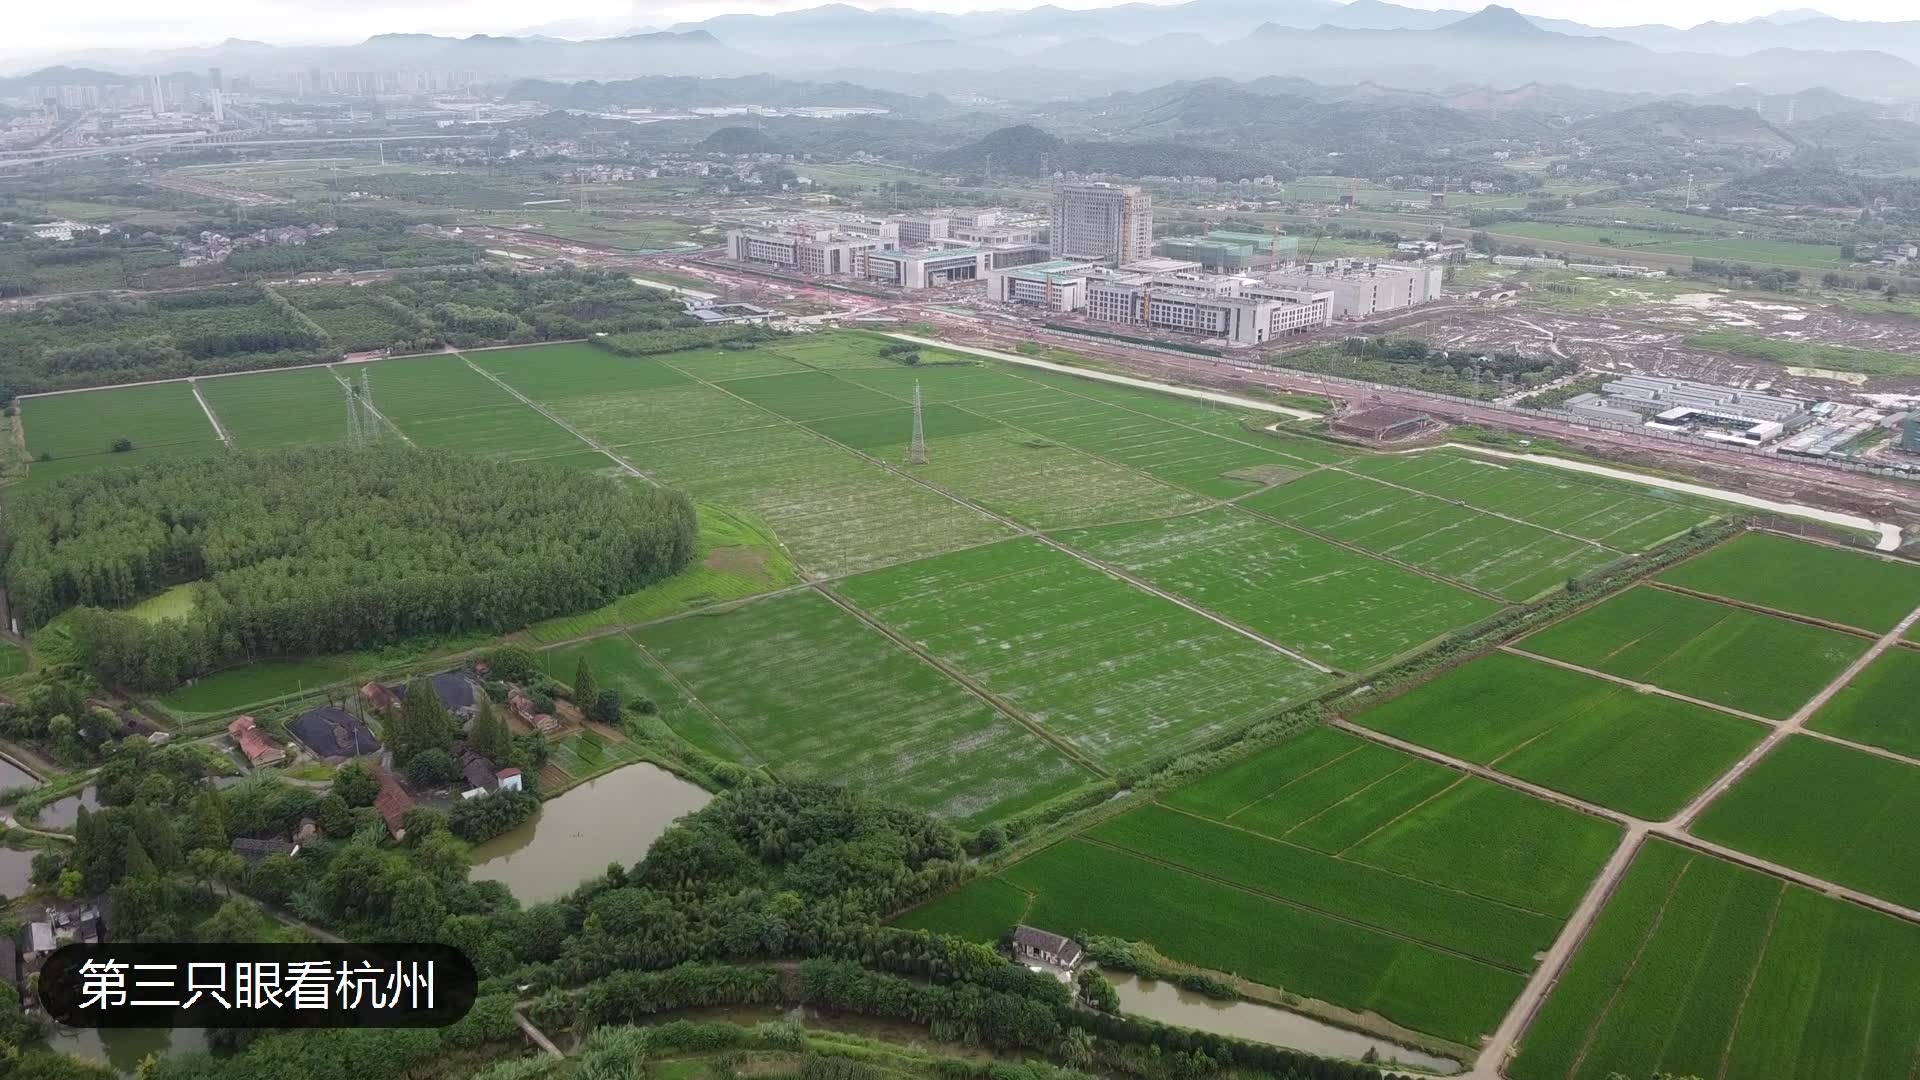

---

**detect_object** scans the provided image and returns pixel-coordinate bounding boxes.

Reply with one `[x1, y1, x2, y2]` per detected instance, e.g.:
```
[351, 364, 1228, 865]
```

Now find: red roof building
[360, 682, 399, 713]
[371, 765, 415, 841]
[226, 715, 286, 769]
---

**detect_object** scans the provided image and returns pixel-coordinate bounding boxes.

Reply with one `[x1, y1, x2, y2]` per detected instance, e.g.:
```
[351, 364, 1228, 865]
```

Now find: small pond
[470, 763, 711, 903]
[1103, 972, 1461, 1075]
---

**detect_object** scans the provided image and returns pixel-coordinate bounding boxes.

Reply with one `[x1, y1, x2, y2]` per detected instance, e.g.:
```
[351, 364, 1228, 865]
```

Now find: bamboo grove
[1, 445, 697, 688]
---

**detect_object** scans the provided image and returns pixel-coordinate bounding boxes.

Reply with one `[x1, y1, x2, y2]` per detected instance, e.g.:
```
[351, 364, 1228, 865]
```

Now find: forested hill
[3, 445, 698, 688]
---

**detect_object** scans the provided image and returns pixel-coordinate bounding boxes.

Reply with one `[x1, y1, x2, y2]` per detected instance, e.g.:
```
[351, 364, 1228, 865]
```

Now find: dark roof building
[1011, 925, 1083, 969]
[288, 705, 383, 760]
[389, 671, 481, 715]
[1330, 406, 1437, 443]
[230, 838, 300, 864]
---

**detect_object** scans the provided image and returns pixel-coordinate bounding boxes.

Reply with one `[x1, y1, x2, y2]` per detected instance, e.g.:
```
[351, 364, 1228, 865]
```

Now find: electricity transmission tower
[908, 381, 928, 466]
[343, 370, 381, 447]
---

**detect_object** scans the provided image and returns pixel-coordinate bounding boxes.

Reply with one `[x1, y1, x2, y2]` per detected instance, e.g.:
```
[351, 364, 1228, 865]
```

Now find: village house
[288, 704, 383, 761]
[230, 838, 300, 865]
[371, 764, 415, 841]
[226, 715, 287, 768]
[1011, 925, 1083, 974]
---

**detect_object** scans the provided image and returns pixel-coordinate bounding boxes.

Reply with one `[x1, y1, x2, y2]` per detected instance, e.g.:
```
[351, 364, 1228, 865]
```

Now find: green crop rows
[1056, 507, 1503, 670]
[836, 539, 1332, 769]
[1343, 453, 1714, 550]
[1163, 727, 1620, 916]
[198, 367, 354, 449]
[813, 412, 1209, 531]
[1518, 587, 1868, 719]
[1512, 839, 1920, 1080]
[1808, 645, 1920, 757]
[1657, 531, 1920, 632]
[626, 424, 1011, 577]
[19, 382, 220, 486]
[634, 589, 1090, 824]
[1354, 652, 1768, 818]
[1244, 469, 1620, 601]
[371, 354, 583, 460]
[970, 838, 1520, 1045]
[1692, 735, 1920, 909]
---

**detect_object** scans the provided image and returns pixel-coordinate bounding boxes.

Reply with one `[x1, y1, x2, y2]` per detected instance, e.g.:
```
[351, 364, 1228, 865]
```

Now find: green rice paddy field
[1511, 839, 1920, 1080]
[1807, 644, 1920, 758]
[900, 726, 1621, 1045]
[835, 538, 1332, 769]
[1053, 507, 1501, 671]
[1244, 468, 1623, 601]
[1655, 531, 1920, 632]
[1353, 651, 1767, 819]
[1692, 735, 1920, 910]
[1517, 586, 1868, 719]
[17, 329, 1920, 1071]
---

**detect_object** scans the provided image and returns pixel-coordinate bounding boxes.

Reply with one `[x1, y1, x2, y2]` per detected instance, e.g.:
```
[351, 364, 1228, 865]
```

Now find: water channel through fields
[470, 762, 712, 903]
[1102, 972, 1461, 1075]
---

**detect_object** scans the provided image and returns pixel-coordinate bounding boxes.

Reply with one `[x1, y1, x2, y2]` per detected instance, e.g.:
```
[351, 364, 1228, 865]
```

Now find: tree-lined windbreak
[2, 445, 697, 688]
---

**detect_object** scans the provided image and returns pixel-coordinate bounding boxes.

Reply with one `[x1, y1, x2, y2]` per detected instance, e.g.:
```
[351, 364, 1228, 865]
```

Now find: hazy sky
[8, 0, 1920, 63]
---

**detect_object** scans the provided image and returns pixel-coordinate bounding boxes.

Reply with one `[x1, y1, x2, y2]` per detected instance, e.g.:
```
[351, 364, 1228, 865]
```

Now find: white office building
[726, 227, 892, 277]
[985, 260, 1093, 311]
[1084, 274, 1331, 346]
[1261, 259, 1443, 319]
[1050, 183, 1153, 266]
[861, 247, 991, 289]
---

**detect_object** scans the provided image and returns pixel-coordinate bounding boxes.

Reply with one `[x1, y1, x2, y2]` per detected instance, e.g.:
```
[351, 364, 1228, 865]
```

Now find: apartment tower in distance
[1050, 182, 1152, 266]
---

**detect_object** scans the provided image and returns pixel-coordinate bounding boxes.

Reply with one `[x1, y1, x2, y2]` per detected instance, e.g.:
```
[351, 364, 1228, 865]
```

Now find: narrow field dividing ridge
[189, 379, 233, 449]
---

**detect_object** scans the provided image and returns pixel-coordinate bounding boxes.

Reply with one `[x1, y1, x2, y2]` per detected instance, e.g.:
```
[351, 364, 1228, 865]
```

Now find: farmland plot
[964, 838, 1524, 1045]
[624, 425, 1010, 577]
[480, 344, 777, 447]
[367, 354, 584, 460]
[1244, 469, 1619, 601]
[813, 413, 1209, 531]
[1162, 727, 1618, 917]
[1344, 453, 1712, 550]
[535, 633, 748, 762]
[1512, 839, 1920, 1080]
[198, 367, 353, 449]
[959, 390, 1329, 497]
[21, 381, 219, 486]
[836, 539, 1332, 769]
[471, 341, 690, 399]
[658, 348, 812, 382]
[1807, 645, 1920, 758]
[1056, 508, 1502, 670]
[1518, 587, 1868, 719]
[1656, 531, 1920, 632]
[635, 589, 1089, 824]
[1692, 735, 1920, 909]
[1087, 805, 1558, 970]
[1354, 652, 1767, 818]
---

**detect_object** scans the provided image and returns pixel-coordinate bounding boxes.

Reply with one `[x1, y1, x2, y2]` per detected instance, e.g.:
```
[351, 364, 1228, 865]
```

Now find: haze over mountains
[11, 2, 1920, 100]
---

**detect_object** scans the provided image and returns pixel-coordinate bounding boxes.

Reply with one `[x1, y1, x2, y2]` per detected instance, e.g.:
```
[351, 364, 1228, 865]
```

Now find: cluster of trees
[877, 342, 922, 366]
[1690, 259, 1806, 294]
[1331, 337, 1573, 395]
[0, 673, 126, 765]
[0, 268, 712, 401]
[5, 446, 698, 689]
[593, 323, 778, 357]
[226, 224, 478, 275]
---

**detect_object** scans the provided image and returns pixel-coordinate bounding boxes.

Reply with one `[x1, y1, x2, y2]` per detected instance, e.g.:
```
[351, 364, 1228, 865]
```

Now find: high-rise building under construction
[1049, 182, 1152, 266]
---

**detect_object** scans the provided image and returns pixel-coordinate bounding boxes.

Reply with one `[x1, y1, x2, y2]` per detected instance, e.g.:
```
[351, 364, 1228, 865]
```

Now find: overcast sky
[8, 0, 1919, 65]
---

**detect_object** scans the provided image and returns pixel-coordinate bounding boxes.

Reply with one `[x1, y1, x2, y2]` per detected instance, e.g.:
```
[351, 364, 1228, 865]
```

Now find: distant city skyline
[8, 0, 1920, 66]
